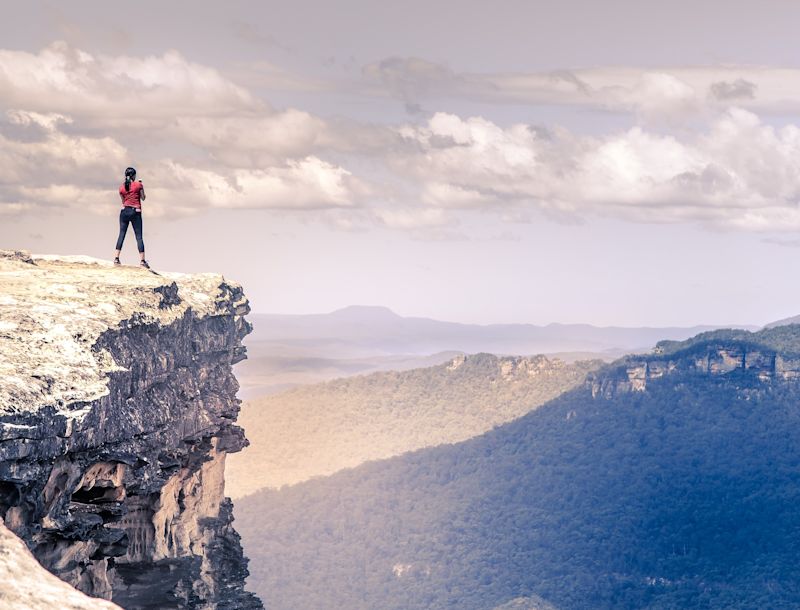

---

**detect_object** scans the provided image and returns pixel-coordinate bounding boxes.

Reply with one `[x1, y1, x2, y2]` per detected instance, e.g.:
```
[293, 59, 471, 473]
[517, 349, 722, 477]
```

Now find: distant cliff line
[590, 325, 800, 398]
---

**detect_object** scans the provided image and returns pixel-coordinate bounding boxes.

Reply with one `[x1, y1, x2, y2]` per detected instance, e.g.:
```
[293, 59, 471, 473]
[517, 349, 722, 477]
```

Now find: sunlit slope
[226, 354, 600, 497]
[236, 325, 800, 610]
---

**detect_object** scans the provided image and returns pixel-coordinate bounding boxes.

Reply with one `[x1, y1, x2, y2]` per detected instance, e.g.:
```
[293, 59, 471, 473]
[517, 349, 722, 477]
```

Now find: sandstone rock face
[0, 252, 262, 609]
[588, 340, 790, 398]
[0, 519, 122, 609]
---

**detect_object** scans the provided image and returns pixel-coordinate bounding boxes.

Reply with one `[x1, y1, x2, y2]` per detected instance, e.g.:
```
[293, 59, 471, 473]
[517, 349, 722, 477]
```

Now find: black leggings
[116, 207, 144, 253]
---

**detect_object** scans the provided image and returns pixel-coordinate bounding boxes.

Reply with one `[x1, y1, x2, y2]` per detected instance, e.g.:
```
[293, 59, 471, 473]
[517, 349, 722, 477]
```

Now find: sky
[2, 0, 800, 326]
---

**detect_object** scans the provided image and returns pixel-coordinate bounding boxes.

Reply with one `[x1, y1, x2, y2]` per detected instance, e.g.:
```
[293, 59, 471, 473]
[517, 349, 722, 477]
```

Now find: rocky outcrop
[0, 519, 122, 609]
[496, 355, 568, 381]
[491, 595, 559, 610]
[588, 338, 800, 398]
[0, 252, 262, 609]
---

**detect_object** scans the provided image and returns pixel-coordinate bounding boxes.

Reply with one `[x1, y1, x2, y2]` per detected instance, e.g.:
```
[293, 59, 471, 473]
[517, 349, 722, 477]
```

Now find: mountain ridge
[238, 307, 759, 398]
[227, 352, 602, 497]
[247, 307, 753, 357]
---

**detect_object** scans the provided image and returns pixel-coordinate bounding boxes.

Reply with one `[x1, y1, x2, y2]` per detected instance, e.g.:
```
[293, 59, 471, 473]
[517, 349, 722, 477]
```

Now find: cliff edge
[0, 251, 262, 609]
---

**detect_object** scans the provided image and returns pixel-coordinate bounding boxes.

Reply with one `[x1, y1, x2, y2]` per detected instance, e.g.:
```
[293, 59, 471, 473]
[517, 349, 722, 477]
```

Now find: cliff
[588, 325, 800, 398]
[0, 251, 262, 609]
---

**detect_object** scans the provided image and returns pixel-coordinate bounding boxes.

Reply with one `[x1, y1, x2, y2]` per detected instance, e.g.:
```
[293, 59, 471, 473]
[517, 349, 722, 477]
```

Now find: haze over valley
[236, 305, 746, 396]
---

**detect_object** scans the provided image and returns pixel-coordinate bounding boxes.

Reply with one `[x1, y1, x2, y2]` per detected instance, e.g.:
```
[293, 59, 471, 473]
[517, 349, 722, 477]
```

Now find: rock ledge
[0, 252, 262, 609]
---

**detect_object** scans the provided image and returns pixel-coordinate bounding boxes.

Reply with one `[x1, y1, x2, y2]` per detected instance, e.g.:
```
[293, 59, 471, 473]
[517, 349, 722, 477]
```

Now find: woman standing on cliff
[113, 167, 150, 269]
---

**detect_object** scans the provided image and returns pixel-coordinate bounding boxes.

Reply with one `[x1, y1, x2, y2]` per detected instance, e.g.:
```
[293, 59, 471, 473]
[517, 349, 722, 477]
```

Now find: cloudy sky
[3, 0, 800, 326]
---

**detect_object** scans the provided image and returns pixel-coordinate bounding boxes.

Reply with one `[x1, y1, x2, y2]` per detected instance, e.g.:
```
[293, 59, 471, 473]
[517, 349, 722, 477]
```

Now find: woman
[114, 166, 150, 269]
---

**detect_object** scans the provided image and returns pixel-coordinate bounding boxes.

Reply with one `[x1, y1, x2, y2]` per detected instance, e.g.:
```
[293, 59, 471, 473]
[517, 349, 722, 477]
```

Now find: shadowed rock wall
[0, 251, 262, 609]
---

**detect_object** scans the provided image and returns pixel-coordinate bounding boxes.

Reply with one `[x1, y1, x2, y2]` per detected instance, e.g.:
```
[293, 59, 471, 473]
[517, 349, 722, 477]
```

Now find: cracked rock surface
[0, 251, 262, 609]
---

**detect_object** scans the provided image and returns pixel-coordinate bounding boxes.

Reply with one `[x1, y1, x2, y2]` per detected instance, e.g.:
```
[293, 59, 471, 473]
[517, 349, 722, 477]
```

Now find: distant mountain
[226, 354, 601, 497]
[327, 304, 403, 323]
[247, 306, 748, 357]
[235, 324, 800, 610]
[236, 307, 752, 397]
[234, 348, 463, 398]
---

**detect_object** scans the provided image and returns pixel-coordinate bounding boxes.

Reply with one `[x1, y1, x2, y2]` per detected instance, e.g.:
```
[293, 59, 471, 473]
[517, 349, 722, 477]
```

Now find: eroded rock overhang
[0, 251, 262, 609]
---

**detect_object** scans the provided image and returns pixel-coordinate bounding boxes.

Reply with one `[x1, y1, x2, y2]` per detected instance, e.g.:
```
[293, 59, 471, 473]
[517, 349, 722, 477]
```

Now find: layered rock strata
[589, 338, 800, 398]
[0, 252, 262, 609]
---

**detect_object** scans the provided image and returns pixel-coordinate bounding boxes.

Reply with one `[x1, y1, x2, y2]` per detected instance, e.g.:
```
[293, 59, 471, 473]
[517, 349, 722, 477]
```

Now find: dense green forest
[227, 354, 599, 497]
[235, 339, 800, 609]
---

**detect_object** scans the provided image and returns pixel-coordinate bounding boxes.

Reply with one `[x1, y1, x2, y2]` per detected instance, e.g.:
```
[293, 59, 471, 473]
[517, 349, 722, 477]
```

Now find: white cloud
[0, 109, 366, 217]
[0, 44, 372, 219]
[0, 202, 34, 215]
[8, 110, 72, 130]
[374, 207, 450, 229]
[0, 42, 392, 224]
[421, 183, 495, 208]
[0, 42, 260, 124]
[5, 42, 800, 234]
[16, 184, 110, 210]
[392, 109, 800, 231]
[0, 43, 347, 166]
[617, 72, 699, 121]
[159, 157, 366, 212]
[364, 58, 800, 119]
[0, 110, 128, 187]
[9, 102, 797, 233]
[169, 110, 330, 167]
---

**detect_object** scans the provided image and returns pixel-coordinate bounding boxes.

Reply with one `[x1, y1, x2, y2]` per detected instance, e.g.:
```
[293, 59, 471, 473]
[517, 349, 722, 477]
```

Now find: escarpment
[0, 251, 262, 609]
[588, 325, 800, 398]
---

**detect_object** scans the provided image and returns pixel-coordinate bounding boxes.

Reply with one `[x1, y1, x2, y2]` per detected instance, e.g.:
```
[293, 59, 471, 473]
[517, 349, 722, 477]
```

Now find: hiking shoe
[140, 260, 151, 270]
[113, 257, 121, 266]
